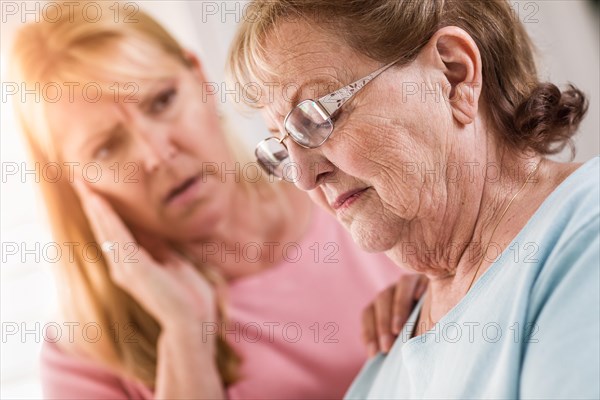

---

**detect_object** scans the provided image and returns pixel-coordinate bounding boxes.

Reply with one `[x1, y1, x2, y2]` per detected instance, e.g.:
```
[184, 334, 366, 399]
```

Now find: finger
[361, 304, 379, 357]
[391, 275, 421, 335]
[72, 180, 153, 276]
[415, 275, 429, 299]
[73, 181, 135, 250]
[72, 178, 103, 230]
[72, 179, 117, 238]
[374, 286, 395, 353]
[134, 230, 178, 265]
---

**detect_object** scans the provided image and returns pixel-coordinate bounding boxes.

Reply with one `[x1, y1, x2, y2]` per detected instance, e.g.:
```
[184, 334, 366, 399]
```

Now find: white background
[1, 1, 599, 397]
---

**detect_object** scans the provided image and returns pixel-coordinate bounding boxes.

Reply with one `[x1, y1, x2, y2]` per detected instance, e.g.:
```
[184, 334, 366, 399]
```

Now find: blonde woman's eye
[151, 88, 177, 114]
[94, 146, 111, 160]
[97, 148, 108, 159]
[93, 139, 117, 160]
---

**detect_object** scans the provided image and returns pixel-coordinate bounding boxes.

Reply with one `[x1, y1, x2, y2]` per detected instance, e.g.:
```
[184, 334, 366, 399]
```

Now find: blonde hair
[229, 0, 587, 156]
[7, 0, 284, 388]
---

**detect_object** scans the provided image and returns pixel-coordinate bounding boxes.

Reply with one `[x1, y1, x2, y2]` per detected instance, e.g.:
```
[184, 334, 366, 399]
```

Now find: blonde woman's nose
[138, 131, 178, 173]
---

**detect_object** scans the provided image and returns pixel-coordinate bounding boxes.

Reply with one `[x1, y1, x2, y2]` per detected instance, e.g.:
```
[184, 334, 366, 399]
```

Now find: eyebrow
[83, 123, 122, 151]
[138, 77, 178, 110]
[94, 123, 121, 138]
[285, 77, 338, 109]
[268, 76, 340, 134]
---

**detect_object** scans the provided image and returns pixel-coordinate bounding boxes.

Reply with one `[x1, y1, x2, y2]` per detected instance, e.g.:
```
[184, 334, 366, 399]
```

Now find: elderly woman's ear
[418, 26, 483, 126]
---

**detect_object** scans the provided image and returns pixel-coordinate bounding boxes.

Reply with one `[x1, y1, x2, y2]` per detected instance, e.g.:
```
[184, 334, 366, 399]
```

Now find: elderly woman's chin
[338, 203, 403, 254]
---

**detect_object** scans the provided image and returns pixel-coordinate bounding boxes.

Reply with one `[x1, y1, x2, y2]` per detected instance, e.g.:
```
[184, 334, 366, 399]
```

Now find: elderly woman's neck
[458, 145, 544, 271]
[389, 142, 552, 322]
[424, 152, 581, 328]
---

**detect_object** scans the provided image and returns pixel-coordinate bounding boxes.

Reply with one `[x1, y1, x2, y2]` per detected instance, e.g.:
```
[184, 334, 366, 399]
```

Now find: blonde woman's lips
[164, 174, 202, 206]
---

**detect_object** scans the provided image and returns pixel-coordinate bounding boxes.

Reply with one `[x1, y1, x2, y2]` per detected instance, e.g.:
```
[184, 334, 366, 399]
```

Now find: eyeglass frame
[255, 57, 402, 174]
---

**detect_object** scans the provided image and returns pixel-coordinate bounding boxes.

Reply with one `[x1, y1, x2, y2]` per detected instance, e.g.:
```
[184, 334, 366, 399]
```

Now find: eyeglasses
[255, 58, 401, 180]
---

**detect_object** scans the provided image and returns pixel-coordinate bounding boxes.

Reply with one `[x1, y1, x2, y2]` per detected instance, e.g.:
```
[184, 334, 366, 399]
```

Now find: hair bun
[514, 82, 589, 155]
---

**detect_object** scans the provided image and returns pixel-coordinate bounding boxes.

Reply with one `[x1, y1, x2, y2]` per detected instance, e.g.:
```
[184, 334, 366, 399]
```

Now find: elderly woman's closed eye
[228, 0, 599, 399]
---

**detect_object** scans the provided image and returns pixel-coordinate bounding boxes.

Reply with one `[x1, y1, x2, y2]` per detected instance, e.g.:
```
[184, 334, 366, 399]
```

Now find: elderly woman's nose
[287, 142, 335, 191]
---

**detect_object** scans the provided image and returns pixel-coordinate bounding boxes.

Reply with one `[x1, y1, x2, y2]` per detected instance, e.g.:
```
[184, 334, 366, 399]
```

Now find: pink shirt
[41, 205, 404, 399]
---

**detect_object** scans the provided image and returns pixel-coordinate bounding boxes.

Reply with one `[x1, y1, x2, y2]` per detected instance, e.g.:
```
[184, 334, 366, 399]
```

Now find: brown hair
[229, 0, 588, 156]
[9, 1, 242, 388]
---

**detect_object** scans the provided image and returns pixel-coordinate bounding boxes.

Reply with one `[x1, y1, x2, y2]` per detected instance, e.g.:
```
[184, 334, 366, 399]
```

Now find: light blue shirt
[346, 157, 600, 400]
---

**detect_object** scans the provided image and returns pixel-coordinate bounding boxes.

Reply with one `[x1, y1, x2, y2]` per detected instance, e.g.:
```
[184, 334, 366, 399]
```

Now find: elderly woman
[229, 0, 599, 398]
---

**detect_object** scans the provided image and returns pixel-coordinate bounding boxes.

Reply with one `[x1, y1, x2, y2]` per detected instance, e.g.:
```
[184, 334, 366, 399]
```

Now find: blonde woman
[9, 2, 424, 399]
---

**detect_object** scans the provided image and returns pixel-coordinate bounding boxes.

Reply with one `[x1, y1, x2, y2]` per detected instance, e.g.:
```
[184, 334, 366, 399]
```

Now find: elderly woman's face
[50, 56, 237, 241]
[260, 21, 478, 253]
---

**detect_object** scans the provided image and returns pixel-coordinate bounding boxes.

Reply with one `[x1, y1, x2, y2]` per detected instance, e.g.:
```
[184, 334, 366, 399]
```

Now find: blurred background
[1, 1, 598, 397]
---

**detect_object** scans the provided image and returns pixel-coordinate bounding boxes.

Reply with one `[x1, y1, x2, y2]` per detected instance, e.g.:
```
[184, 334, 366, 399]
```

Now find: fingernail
[72, 178, 81, 189]
[392, 316, 402, 335]
[367, 341, 378, 357]
[72, 178, 86, 195]
[380, 334, 394, 353]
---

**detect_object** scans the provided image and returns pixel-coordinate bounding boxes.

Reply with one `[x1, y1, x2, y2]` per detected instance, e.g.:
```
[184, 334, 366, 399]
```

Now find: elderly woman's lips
[332, 188, 370, 210]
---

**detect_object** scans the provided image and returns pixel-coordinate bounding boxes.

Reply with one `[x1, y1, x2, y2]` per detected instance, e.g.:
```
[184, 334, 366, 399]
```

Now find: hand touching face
[52, 55, 237, 242]
[73, 177, 218, 332]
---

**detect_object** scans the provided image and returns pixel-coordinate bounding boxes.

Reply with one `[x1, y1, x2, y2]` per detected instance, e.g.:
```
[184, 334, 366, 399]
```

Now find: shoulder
[517, 159, 599, 397]
[540, 157, 598, 230]
[40, 340, 151, 399]
[522, 158, 599, 322]
[523, 157, 599, 267]
[553, 157, 598, 221]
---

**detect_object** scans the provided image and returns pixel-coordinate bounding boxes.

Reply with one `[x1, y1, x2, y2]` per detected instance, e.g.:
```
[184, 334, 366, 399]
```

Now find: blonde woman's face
[49, 57, 237, 241]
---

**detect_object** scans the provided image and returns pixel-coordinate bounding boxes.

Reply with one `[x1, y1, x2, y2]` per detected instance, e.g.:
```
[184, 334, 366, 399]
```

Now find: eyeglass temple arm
[317, 59, 400, 117]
